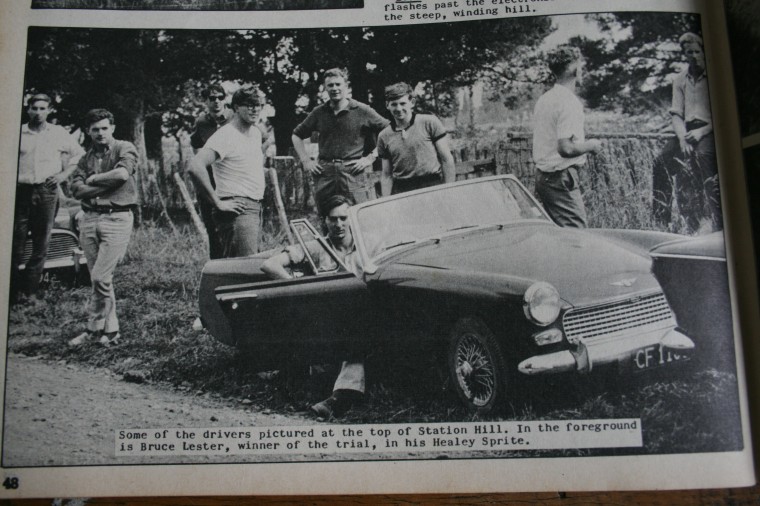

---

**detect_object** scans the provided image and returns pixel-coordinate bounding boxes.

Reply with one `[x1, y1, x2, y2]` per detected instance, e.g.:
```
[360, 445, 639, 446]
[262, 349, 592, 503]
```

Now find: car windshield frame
[350, 175, 552, 273]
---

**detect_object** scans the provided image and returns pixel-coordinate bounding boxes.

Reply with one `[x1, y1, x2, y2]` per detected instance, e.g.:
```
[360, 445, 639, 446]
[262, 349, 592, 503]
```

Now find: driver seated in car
[261, 194, 364, 419]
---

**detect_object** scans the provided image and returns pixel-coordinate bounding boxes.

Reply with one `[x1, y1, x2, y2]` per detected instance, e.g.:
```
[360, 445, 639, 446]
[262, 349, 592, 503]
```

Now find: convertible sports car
[199, 175, 695, 412]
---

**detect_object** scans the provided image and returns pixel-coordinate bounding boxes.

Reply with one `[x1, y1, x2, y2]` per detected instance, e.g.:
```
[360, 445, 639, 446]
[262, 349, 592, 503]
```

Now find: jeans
[535, 167, 588, 228]
[213, 197, 262, 258]
[12, 183, 59, 295]
[80, 210, 133, 333]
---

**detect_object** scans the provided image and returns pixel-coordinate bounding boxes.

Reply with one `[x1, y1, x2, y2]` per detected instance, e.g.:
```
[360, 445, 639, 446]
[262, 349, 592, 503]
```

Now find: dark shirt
[190, 112, 227, 151]
[293, 99, 389, 160]
[71, 139, 139, 208]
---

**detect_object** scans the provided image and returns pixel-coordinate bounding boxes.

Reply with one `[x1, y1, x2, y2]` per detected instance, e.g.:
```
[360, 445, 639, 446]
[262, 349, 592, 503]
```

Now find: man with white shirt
[189, 86, 266, 258]
[13, 93, 84, 299]
[532, 46, 602, 228]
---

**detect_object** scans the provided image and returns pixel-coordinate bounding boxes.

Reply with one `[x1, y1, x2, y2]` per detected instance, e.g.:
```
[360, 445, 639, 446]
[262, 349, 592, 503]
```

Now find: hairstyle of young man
[323, 67, 350, 84]
[678, 32, 703, 49]
[84, 108, 115, 128]
[201, 83, 226, 100]
[230, 86, 261, 110]
[27, 93, 52, 107]
[384, 82, 414, 102]
[320, 194, 353, 216]
[546, 45, 582, 79]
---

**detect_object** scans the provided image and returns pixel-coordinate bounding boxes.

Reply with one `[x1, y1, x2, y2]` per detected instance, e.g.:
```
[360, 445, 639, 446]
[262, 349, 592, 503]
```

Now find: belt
[220, 196, 262, 202]
[539, 165, 579, 176]
[83, 206, 132, 214]
[686, 119, 709, 131]
[318, 157, 361, 163]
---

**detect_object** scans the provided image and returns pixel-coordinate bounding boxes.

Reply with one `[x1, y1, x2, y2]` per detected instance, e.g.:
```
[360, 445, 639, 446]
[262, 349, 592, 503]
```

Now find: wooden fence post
[172, 172, 208, 247]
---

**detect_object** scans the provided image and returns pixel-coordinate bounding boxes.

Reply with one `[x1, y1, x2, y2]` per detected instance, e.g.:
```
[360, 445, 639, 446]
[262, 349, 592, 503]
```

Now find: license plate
[633, 344, 689, 371]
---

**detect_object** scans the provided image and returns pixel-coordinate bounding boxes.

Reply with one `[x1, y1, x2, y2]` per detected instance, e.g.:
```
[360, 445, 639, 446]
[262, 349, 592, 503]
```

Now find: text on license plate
[634, 344, 688, 370]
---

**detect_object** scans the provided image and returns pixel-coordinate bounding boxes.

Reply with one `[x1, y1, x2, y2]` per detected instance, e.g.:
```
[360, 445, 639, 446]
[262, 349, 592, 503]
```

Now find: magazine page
[0, 0, 756, 498]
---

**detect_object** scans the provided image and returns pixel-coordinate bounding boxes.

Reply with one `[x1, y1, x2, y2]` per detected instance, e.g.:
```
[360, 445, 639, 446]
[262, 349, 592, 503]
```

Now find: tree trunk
[269, 83, 302, 156]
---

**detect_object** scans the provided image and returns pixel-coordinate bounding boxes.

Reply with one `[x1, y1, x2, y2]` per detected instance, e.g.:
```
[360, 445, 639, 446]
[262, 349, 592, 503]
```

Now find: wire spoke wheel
[448, 317, 507, 414]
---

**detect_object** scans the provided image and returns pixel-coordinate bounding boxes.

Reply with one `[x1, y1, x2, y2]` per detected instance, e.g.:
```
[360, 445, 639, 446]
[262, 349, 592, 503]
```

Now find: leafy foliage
[575, 13, 701, 115]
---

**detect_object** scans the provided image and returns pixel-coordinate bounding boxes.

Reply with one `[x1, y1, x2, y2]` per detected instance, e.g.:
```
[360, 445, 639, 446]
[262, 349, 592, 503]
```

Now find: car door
[215, 220, 374, 350]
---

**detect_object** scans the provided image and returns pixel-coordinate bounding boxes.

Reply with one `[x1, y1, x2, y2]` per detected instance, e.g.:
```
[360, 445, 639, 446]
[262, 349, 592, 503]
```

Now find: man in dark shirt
[291, 68, 389, 214]
[69, 109, 138, 347]
[190, 84, 228, 259]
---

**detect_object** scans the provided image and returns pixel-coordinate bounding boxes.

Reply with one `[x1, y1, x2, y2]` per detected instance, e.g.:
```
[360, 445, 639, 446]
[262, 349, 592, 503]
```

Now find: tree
[573, 13, 701, 115]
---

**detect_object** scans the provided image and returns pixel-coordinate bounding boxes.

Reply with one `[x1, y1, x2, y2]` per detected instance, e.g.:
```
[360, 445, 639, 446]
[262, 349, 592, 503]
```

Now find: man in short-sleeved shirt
[532, 46, 602, 228]
[292, 68, 389, 214]
[12, 93, 84, 299]
[377, 82, 455, 195]
[652, 32, 721, 231]
[261, 195, 364, 419]
[189, 87, 265, 258]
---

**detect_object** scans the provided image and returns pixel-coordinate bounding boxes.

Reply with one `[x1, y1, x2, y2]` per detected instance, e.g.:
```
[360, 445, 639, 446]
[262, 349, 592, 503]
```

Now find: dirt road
[2, 353, 312, 467]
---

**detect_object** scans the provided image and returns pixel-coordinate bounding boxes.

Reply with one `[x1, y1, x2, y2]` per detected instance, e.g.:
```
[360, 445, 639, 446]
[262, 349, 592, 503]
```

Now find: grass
[5, 218, 743, 457]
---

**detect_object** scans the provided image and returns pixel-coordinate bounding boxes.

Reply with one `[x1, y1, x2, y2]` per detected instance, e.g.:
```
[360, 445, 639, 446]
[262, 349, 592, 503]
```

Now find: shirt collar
[323, 98, 359, 115]
[390, 112, 417, 132]
[91, 138, 116, 154]
[686, 69, 707, 83]
[22, 122, 50, 134]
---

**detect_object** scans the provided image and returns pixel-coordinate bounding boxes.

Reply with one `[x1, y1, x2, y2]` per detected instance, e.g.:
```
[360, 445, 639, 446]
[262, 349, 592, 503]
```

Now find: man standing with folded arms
[189, 86, 265, 258]
[13, 93, 84, 300]
[378, 82, 455, 195]
[69, 108, 138, 346]
[292, 68, 389, 214]
[532, 46, 602, 228]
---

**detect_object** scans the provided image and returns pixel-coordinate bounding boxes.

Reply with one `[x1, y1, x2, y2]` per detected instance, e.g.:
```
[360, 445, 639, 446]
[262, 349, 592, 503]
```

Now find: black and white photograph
[0, 1, 755, 497]
[31, 0, 363, 11]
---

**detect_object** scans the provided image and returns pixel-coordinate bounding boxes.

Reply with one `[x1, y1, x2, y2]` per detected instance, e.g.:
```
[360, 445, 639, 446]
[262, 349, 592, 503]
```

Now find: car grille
[562, 292, 674, 343]
[20, 232, 78, 264]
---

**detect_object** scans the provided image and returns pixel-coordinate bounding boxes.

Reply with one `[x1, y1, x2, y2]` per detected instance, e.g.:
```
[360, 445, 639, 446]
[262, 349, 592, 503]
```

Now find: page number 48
[2, 477, 19, 490]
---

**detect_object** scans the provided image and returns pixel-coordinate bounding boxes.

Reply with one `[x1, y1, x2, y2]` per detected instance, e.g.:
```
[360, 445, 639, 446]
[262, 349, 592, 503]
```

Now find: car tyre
[447, 316, 507, 414]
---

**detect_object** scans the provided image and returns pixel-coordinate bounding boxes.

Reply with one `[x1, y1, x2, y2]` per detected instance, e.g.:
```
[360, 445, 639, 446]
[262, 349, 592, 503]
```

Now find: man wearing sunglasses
[190, 84, 229, 260]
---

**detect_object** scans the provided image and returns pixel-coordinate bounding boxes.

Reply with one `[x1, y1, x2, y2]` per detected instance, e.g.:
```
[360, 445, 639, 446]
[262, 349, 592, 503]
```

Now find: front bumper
[517, 326, 695, 375]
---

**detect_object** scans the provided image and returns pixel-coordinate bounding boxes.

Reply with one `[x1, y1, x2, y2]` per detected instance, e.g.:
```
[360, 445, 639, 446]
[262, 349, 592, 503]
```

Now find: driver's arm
[261, 252, 295, 280]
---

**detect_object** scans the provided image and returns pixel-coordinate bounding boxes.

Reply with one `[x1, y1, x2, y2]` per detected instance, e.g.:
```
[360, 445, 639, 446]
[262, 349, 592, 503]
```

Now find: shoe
[69, 332, 93, 347]
[192, 317, 203, 331]
[100, 332, 121, 346]
[310, 390, 362, 419]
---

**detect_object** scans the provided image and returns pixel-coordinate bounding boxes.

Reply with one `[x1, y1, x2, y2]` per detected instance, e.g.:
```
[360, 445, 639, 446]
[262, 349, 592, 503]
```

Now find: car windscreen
[357, 178, 548, 259]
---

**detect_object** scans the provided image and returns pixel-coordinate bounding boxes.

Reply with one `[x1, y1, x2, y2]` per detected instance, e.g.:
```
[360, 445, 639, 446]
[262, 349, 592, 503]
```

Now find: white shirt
[532, 84, 587, 173]
[204, 123, 265, 200]
[18, 123, 84, 184]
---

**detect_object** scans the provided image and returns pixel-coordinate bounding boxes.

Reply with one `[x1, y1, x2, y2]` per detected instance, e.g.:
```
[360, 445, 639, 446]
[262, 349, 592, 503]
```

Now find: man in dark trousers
[69, 109, 138, 346]
[190, 83, 229, 259]
[13, 93, 84, 299]
[532, 46, 602, 228]
[291, 68, 389, 214]
[652, 32, 721, 231]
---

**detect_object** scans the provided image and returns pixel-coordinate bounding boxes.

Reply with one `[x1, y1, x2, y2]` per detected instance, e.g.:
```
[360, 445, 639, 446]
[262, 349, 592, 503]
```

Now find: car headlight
[523, 282, 561, 326]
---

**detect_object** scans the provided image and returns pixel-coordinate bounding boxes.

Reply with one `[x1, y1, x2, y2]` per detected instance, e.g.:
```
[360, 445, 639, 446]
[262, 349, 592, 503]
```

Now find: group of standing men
[14, 94, 139, 347]
[11, 35, 720, 416]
